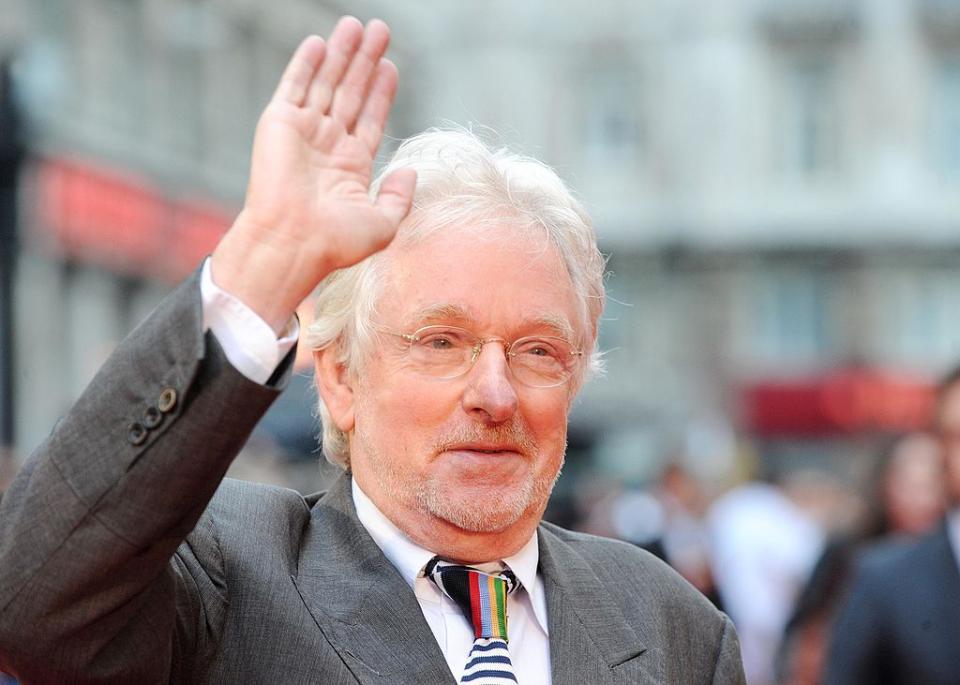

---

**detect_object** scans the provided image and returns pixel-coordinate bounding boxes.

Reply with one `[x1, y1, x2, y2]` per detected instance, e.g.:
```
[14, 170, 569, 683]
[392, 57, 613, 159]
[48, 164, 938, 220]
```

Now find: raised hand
[211, 17, 416, 333]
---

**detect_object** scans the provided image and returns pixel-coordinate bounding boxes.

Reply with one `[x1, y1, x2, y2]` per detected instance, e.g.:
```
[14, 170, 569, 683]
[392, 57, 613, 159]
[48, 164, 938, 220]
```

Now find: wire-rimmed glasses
[381, 325, 583, 388]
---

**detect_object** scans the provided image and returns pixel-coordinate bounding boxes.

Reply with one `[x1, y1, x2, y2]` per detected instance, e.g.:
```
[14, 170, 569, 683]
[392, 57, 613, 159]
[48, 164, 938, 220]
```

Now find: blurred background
[3, 1, 960, 683]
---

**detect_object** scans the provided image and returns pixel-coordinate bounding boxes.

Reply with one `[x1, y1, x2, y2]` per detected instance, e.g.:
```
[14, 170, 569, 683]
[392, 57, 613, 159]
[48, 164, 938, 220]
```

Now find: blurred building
[1, 0, 358, 461]
[4, 0, 960, 488]
[396, 0, 960, 485]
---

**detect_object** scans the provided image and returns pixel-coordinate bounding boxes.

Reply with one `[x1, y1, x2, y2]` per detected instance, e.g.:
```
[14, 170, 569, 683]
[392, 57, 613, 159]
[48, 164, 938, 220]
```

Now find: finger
[306, 16, 364, 113]
[355, 59, 399, 156]
[271, 35, 326, 107]
[375, 168, 417, 228]
[330, 19, 391, 130]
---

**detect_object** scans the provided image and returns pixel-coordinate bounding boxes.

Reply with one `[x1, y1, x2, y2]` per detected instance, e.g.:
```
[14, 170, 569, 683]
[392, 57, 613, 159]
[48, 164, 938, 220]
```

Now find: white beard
[354, 420, 564, 533]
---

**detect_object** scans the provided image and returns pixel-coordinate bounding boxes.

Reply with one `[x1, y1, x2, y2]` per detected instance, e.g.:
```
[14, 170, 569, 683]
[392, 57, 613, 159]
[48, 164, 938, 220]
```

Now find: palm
[248, 107, 390, 267]
[213, 18, 415, 331]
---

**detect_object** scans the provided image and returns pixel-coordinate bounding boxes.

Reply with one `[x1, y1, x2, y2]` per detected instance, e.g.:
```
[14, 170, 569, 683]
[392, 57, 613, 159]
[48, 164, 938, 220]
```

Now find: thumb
[375, 168, 417, 227]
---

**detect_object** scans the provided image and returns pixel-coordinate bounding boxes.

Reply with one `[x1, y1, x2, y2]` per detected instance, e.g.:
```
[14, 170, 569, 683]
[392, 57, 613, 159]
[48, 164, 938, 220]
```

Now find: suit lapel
[538, 525, 659, 684]
[292, 474, 455, 684]
[292, 476, 661, 683]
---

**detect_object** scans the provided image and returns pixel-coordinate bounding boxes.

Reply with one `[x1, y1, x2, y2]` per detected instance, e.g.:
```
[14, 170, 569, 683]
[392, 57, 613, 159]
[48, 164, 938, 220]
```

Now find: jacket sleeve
[0, 271, 288, 683]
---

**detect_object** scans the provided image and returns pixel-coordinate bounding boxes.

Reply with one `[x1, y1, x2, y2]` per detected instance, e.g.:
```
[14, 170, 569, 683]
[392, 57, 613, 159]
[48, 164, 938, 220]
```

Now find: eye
[414, 328, 470, 351]
[513, 338, 563, 361]
[426, 336, 454, 350]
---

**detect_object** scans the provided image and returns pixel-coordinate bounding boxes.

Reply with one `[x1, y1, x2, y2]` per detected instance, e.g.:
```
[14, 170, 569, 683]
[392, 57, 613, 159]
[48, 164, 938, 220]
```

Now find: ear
[313, 346, 355, 433]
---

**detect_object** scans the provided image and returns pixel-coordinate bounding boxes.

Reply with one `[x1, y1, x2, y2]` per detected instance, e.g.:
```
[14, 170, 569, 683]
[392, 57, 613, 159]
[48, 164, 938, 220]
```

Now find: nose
[461, 342, 519, 424]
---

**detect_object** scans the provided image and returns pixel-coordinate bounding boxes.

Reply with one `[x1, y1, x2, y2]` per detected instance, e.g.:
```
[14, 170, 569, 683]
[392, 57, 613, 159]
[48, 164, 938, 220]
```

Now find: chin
[430, 499, 529, 533]
[418, 476, 549, 534]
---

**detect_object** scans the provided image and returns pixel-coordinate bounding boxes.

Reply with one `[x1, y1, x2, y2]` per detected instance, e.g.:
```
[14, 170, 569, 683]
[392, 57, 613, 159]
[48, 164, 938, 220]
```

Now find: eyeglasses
[382, 325, 584, 388]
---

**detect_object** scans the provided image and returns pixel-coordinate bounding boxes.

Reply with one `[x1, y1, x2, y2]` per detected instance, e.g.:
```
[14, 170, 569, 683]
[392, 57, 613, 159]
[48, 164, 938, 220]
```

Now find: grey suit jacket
[824, 523, 960, 685]
[0, 271, 744, 684]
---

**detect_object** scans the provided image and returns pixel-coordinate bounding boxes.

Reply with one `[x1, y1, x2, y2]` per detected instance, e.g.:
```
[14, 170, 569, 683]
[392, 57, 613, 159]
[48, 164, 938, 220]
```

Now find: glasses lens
[407, 326, 474, 377]
[508, 336, 574, 387]
[403, 326, 579, 387]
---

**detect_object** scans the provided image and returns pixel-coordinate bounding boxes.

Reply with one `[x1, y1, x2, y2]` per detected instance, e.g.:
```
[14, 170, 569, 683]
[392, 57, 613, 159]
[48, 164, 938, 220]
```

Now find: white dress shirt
[200, 259, 299, 384]
[199, 258, 553, 683]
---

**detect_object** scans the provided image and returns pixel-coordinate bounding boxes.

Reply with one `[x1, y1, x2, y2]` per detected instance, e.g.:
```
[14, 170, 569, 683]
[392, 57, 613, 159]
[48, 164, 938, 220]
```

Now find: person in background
[872, 431, 945, 538]
[708, 474, 825, 685]
[825, 369, 960, 685]
[656, 462, 721, 606]
[776, 431, 945, 685]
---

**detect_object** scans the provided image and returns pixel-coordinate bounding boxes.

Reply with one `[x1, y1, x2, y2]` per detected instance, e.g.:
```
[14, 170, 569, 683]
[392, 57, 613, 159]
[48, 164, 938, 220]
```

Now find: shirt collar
[350, 477, 546, 629]
[352, 478, 434, 590]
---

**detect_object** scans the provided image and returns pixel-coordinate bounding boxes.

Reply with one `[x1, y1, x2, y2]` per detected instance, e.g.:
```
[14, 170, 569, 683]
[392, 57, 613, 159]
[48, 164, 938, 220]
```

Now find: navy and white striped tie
[427, 557, 520, 684]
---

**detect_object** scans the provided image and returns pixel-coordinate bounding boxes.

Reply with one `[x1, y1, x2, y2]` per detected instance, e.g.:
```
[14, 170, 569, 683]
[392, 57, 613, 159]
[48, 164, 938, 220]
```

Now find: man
[0, 17, 744, 683]
[825, 368, 960, 685]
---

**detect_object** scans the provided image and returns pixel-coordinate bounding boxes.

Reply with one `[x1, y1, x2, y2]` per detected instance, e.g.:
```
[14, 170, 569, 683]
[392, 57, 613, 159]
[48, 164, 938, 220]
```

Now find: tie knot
[426, 558, 519, 641]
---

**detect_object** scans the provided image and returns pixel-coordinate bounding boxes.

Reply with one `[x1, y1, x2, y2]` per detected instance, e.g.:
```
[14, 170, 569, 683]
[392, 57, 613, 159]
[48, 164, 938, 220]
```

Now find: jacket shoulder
[856, 526, 949, 578]
[183, 478, 311, 573]
[539, 521, 723, 619]
[538, 522, 743, 683]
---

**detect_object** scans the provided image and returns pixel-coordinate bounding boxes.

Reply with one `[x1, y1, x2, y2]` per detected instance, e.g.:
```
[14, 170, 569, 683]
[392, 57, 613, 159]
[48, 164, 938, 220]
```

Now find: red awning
[743, 369, 935, 437]
[31, 156, 234, 282]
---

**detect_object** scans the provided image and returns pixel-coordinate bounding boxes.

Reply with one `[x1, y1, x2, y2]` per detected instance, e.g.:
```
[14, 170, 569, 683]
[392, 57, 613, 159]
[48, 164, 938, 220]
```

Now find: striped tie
[426, 557, 520, 684]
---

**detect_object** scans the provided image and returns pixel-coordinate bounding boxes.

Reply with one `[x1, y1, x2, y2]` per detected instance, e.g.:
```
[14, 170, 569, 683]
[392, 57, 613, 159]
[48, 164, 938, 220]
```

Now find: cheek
[360, 374, 461, 441]
[523, 397, 569, 450]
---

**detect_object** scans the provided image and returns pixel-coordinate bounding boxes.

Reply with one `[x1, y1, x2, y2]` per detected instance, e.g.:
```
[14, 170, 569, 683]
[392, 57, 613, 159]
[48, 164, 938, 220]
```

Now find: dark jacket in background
[824, 521, 960, 685]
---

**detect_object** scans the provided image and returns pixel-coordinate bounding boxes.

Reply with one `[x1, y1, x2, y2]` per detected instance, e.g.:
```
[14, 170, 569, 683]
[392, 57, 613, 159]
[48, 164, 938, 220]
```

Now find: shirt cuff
[200, 258, 299, 385]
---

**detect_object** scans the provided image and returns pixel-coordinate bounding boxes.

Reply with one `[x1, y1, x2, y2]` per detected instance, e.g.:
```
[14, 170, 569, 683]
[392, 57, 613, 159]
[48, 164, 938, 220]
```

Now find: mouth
[444, 443, 522, 456]
[437, 444, 528, 483]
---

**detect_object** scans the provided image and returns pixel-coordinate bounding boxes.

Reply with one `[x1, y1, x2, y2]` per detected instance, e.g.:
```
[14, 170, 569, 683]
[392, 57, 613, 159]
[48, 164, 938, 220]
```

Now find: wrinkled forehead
[375, 222, 584, 339]
[400, 302, 577, 340]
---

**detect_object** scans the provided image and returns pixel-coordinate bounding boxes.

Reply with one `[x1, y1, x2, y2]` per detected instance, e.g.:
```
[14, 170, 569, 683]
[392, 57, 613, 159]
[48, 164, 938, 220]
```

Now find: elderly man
[0, 17, 743, 684]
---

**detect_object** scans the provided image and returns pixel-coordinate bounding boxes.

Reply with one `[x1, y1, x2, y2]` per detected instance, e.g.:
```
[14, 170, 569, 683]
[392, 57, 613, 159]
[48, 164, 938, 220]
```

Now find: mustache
[433, 423, 537, 455]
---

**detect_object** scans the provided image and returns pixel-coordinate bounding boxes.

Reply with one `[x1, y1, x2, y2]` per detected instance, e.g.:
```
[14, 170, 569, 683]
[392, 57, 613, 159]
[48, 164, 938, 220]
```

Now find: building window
[169, 46, 204, 157]
[886, 269, 960, 364]
[159, 0, 219, 161]
[83, 0, 145, 136]
[783, 59, 840, 179]
[933, 57, 960, 178]
[751, 269, 829, 363]
[582, 68, 643, 171]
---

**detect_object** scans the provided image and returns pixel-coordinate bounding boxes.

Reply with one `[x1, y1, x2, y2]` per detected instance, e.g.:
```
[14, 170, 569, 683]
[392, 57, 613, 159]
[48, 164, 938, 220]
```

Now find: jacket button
[127, 422, 148, 446]
[158, 387, 178, 413]
[143, 405, 163, 429]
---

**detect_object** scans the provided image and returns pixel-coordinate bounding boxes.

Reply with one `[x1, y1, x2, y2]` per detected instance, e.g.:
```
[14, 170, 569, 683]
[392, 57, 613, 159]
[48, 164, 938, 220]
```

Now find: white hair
[306, 128, 606, 468]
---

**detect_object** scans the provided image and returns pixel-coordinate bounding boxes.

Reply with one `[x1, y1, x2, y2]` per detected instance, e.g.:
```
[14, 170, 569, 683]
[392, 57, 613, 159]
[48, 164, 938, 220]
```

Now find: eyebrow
[409, 303, 471, 326]
[406, 304, 576, 341]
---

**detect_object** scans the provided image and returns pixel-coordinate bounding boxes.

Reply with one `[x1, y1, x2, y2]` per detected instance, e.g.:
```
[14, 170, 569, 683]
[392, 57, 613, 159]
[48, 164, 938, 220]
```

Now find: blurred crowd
[557, 408, 956, 685]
